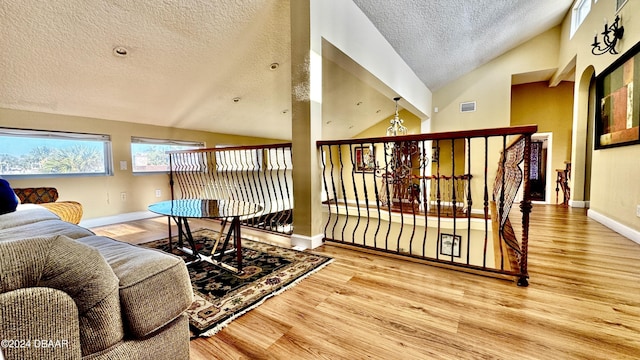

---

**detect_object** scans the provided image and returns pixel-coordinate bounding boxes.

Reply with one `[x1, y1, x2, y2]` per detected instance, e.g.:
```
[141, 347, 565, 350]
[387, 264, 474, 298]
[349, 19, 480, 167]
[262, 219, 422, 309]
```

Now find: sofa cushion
[0, 235, 124, 356]
[77, 236, 193, 338]
[0, 218, 94, 242]
[0, 204, 61, 230]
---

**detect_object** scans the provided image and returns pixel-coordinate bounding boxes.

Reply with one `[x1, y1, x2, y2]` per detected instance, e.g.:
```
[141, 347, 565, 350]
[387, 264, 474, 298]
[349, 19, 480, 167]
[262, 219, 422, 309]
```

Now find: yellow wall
[337, 109, 421, 202]
[556, 0, 640, 230]
[0, 108, 286, 220]
[354, 109, 421, 138]
[431, 0, 640, 233]
[432, 26, 562, 133]
[431, 138, 466, 176]
[510, 81, 574, 176]
[432, 26, 562, 212]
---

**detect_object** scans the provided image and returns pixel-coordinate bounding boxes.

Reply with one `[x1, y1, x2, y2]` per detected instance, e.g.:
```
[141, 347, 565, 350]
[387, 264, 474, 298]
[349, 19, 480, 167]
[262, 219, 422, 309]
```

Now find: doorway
[531, 133, 553, 204]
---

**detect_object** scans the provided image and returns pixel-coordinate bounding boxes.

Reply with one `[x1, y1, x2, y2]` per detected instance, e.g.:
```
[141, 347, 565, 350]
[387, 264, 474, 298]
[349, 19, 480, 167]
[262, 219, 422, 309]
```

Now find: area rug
[141, 229, 333, 337]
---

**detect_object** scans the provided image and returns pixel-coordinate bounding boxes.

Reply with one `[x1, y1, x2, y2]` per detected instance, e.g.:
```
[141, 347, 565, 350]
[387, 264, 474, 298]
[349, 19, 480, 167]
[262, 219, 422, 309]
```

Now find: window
[616, 0, 628, 12]
[131, 137, 204, 173]
[0, 128, 112, 177]
[570, 0, 592, 38]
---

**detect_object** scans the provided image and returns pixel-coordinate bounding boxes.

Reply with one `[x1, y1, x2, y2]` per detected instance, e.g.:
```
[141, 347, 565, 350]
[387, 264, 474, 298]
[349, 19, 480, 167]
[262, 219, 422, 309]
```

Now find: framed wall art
[354, 145, 376, 172]
[595, 41, 640, 149]
[439, 233, 461, 258]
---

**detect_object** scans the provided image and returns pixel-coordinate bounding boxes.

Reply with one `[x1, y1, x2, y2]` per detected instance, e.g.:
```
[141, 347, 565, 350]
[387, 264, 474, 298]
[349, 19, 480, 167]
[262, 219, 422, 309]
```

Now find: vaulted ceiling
[0, 0, 573, 141]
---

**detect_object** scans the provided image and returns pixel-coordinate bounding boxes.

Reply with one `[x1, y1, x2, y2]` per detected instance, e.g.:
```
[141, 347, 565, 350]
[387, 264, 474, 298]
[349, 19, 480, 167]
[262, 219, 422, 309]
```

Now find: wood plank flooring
[91, 205, 640, 359]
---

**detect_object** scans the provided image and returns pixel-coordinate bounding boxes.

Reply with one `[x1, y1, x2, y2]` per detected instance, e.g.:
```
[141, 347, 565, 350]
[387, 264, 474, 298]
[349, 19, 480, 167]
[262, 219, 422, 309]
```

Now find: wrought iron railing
[317, 125, 537, 285]
[167, 144, 293, 234]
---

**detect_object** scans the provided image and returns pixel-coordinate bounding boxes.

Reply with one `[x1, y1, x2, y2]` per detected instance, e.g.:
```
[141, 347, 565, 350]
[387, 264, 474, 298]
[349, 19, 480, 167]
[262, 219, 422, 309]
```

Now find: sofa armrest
[39, 201, 83, 224]
[0, 235, 124, 356]
[0, 288, 82, 360]
[77, 236, 194, 338]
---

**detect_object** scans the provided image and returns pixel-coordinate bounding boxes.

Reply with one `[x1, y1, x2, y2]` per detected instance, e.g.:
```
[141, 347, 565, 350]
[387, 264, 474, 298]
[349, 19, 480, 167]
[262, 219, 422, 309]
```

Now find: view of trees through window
[131, 138, 204, 173]
[0, 134, 109, 176]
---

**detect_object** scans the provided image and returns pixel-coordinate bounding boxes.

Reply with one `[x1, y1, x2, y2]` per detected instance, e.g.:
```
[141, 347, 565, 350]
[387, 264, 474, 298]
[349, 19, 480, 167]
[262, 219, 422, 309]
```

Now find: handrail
[317, 125, 537, 145]
[167, 142, 292, 154]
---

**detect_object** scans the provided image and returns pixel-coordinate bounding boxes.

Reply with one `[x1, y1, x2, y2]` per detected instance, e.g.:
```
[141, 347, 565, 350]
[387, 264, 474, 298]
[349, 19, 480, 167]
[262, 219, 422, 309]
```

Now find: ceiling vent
[460, 101, 476, 113]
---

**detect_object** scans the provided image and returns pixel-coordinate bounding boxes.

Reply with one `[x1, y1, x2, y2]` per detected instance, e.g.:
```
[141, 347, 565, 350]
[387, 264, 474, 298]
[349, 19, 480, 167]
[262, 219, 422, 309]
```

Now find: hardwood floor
[91, 205, 640, 359]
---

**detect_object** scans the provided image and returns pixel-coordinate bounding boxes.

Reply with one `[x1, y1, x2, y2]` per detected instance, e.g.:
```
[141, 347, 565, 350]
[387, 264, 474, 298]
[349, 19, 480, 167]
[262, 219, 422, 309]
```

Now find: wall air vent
[460, 101, 476, 113]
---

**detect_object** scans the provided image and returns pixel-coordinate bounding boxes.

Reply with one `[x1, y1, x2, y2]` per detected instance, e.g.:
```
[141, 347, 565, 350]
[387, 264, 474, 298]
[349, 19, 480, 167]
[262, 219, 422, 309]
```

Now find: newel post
[518, 133, 533, 287]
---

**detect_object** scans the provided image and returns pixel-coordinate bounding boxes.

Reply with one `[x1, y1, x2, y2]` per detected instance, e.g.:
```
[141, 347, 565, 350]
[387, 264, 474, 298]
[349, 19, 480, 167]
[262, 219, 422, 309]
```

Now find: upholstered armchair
[12, 187, 83, 224]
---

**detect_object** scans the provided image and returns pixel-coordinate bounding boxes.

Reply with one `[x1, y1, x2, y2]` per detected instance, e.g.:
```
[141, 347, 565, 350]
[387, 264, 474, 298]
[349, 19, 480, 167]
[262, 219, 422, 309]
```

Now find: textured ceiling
[352, 0, 574, 91]
[0, 0, 573, 140]
[1, 0, 292, 139]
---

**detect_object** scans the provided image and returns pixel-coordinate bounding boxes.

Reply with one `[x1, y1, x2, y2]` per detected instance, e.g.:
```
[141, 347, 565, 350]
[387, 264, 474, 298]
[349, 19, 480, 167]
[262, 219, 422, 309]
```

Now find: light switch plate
[120, 160, 127, 170]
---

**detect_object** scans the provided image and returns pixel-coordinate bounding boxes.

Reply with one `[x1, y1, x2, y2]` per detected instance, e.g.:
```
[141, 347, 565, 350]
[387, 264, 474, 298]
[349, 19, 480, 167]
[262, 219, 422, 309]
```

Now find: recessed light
[113, 46, 129, 57]
[376, 109, 381, 113]
[326, 120, 332, 124]
[269, 63, 279, 70]
[282, 109, 289, 114]
[233, 97, 241, 103]
[356, 101, 363, 106]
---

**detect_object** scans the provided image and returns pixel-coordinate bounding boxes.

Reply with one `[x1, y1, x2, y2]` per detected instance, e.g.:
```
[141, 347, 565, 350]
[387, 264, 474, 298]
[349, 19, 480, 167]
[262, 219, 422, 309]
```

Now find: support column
[290, 0, 324, 249]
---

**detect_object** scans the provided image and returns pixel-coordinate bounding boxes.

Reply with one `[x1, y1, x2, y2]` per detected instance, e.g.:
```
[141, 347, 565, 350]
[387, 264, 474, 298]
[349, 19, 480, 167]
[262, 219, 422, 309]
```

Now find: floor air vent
[460, 101, 476, 113]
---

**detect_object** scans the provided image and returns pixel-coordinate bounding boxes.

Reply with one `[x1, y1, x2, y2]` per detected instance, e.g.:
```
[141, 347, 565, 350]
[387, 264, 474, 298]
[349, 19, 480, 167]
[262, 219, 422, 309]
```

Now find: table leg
[181, 217, 198, 255]
[216, 222, 235, 262]
[174, 216, 184, 247]
[211, 216, 243, 274]
[170, 216, 200, 263]
[234, 216, 243, 272]
[167, 216, 173, 251]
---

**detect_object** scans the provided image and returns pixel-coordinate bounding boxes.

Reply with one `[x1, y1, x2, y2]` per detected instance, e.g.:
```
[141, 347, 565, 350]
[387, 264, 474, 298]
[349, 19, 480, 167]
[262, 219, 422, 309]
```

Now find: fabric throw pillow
[0, 178, 19, 215]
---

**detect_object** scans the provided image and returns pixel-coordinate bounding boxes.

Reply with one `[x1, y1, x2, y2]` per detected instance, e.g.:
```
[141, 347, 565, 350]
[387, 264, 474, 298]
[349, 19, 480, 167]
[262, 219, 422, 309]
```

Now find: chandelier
[386, 97, 408, 136]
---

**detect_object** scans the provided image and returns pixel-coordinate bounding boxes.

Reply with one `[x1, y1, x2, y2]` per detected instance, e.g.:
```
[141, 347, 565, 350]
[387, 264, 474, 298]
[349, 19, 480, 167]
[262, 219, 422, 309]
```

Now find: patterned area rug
[141, 229, 333, 337]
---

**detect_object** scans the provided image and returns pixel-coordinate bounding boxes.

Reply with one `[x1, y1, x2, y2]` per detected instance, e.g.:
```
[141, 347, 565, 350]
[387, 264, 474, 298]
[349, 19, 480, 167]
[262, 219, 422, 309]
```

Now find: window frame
[0, 127, 113, 179]
[131, 136, 205, 174]
[616, 0, 628, 13]
[570, 0, 592, 39]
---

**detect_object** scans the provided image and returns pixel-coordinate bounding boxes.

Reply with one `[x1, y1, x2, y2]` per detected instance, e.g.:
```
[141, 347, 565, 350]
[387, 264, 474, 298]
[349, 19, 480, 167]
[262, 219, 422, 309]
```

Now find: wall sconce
[591, 15, 624, 55]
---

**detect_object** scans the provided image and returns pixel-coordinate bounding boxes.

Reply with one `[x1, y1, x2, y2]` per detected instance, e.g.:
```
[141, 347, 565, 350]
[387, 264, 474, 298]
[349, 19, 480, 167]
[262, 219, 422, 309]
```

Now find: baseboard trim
[80, 211, 159, 228]
[569, 200, 589, 208]
[291, 233, 325, 250]
[587, 209, 640, 245]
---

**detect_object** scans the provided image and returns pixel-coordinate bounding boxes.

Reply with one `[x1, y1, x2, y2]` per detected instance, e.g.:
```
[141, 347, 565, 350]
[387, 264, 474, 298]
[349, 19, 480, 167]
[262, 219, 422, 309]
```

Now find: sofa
[0, 204, 194, 360]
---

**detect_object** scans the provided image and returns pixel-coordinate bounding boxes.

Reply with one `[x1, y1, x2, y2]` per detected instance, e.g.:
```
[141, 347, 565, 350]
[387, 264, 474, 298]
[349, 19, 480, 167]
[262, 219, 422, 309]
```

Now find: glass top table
[148, 199, 262, 219]
[148, 199, 263, 274]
